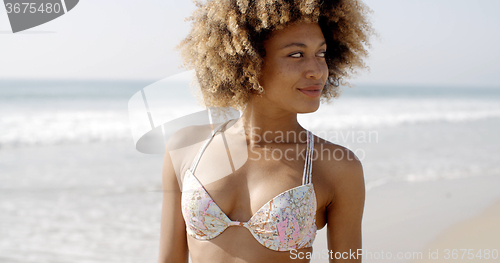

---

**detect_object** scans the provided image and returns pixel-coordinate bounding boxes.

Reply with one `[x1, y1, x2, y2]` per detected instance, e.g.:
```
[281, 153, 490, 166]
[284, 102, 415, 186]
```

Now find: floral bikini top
[181, 120, 317, 251]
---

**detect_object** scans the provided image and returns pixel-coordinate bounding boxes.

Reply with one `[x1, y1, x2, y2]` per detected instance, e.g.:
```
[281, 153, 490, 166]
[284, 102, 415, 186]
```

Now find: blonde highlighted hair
[178, 0, 374, 109]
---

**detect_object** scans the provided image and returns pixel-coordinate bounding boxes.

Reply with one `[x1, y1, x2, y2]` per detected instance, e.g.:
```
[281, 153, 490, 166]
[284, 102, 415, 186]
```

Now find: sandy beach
[310, 174, 500, 263]
[412, 198, 500, 262]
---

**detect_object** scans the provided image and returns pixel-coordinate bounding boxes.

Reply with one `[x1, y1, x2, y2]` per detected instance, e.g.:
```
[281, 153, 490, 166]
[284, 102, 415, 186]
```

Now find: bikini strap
[189, 119, 233, 173]
[302, 130, 314, 185]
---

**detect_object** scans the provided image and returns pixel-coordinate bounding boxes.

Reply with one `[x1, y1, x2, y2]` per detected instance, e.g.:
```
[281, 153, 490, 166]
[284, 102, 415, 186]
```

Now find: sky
[0, 0, 499, 88]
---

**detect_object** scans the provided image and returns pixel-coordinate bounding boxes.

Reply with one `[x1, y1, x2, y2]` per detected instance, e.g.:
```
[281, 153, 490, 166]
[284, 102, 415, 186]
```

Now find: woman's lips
[298, 86, 322, 98]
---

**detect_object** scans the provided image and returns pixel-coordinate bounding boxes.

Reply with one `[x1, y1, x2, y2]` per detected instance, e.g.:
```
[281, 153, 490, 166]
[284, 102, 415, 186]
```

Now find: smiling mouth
[298, 87, 322, 98]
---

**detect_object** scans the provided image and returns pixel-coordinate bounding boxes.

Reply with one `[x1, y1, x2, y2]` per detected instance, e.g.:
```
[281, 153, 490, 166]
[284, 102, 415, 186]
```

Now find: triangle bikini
[181, 120, 317, 251]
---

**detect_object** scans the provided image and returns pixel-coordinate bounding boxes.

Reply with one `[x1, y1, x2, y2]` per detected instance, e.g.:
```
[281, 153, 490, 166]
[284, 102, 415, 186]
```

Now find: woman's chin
[296, 102, 321, 114]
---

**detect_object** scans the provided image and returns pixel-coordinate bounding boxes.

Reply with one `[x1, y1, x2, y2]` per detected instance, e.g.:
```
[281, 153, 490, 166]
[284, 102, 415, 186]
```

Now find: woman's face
[258, 21, 329, 114]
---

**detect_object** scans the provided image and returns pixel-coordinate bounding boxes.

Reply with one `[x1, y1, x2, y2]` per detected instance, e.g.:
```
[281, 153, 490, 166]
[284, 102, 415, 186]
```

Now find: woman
[159, 0, 373, 262]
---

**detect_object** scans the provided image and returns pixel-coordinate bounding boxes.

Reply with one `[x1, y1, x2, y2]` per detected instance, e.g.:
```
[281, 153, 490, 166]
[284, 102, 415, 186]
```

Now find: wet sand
[412, 198, 500, 262]
[310, 174, 500, 263]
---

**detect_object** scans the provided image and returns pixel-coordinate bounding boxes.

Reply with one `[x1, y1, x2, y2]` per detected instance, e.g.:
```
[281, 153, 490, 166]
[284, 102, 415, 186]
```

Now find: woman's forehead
[266, 22, 326, 48]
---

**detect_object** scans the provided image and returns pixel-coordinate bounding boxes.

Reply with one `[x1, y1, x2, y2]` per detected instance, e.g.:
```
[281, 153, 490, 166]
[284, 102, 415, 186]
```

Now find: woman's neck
[233, 100, 307, 145]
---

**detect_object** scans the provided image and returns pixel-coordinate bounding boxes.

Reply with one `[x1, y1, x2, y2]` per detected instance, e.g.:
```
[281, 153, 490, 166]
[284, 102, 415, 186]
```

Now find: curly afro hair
[178, 0, 374, 110]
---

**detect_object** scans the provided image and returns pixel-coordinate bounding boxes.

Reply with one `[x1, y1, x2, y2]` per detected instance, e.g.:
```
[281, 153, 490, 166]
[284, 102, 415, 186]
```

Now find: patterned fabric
[181, 120, 317, 251]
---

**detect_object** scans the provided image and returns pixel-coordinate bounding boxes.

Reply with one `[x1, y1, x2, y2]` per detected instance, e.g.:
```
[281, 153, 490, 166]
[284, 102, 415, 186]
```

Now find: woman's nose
[305, 57, 325, 80]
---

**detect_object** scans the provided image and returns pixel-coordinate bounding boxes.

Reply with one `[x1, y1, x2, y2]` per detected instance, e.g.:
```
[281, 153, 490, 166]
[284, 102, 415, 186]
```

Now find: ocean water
[0, 79, 499, 262]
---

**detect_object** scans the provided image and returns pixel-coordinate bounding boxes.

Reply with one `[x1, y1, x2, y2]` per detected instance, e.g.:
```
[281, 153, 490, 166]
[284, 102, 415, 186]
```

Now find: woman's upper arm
[158, 146, 188, 263]
[326, 152, 366, 262]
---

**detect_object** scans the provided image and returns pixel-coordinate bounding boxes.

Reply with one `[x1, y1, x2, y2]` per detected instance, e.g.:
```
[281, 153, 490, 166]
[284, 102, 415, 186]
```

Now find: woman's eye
[317, 51, 327, 58]
[289, 51, 326, 58]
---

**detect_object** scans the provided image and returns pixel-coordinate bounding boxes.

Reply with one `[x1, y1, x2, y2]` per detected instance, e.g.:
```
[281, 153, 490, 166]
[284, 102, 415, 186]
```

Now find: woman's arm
[326, 150, 366, 262]
[158, 146, 189, 263]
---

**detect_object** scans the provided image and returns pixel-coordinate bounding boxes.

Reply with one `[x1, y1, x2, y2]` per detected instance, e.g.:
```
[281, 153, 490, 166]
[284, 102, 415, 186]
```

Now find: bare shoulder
[166, 123, 213, 151]
[166, 122, 232, 181]
[166, 120, 234, 151]
[164, 123, 213, 184]
[312, 135, 365, 205]
[313, 136, 364, 180]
